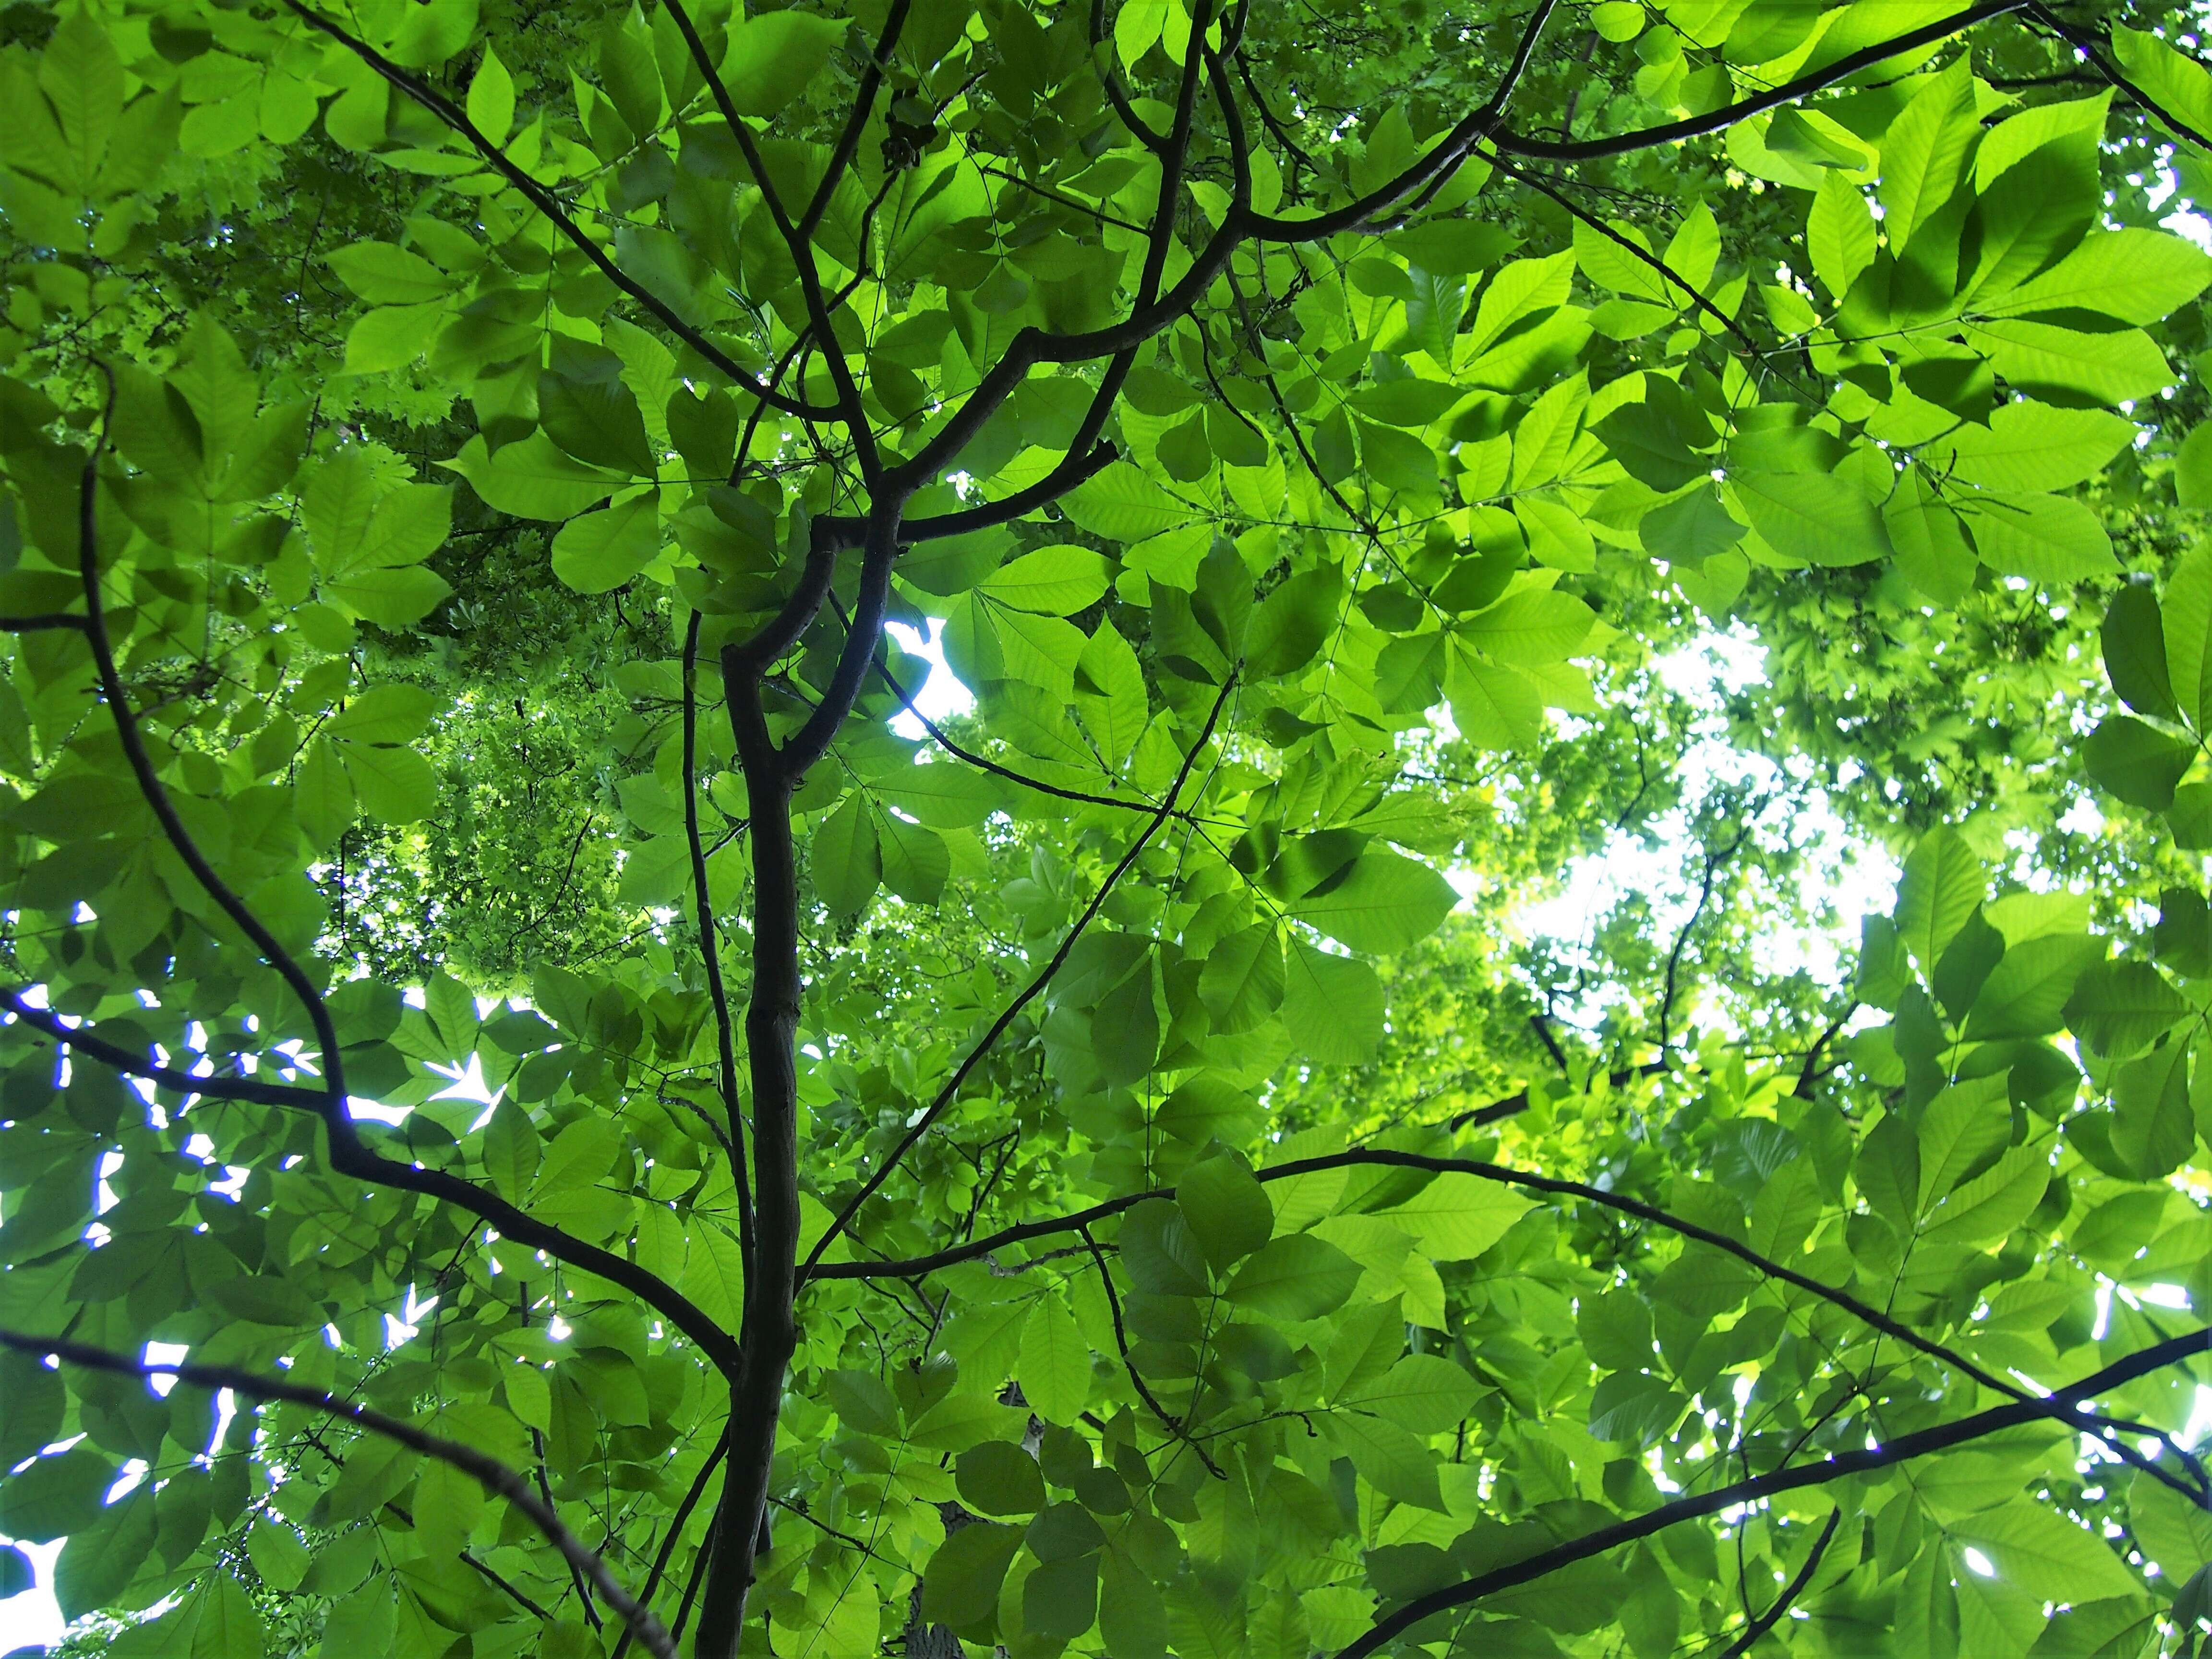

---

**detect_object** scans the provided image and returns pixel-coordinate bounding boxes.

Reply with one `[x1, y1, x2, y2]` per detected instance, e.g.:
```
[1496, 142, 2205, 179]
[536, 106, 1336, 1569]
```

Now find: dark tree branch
[1079, 1222, 1227, 1479]
[682, 613, 755, 1275]
[1715, 1508, 1842, 1659]
[804, 1147, 2206, 1500]
[60, 397, 740, 1373]
[0, 988, 328, 1109]
[1331, 1329, 2211, 1659]
[1656, 821, 1755, 1055]
[1472, 143, 1766, 361]
[276, 0, 834, 421]
[2025, 2, 2212, 150]
[1794, 1003, 1859, 1099]
[609, 1429, 730, 1659]
[801, 673, 1237, 1276]
[0, 1327, 679, 1659]
[1091, 0, 1173, 155]
[1489, 0, 2025, 162]
[799, 0, 913, 241]
[657, 0, 881, 486]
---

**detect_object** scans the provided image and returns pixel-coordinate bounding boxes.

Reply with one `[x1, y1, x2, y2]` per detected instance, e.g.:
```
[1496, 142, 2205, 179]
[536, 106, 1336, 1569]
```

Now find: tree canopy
[5, 0, 2212, 1657]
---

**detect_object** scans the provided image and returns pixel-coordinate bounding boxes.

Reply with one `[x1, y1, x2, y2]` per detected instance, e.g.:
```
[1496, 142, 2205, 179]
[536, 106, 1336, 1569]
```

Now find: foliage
[3, 2, 2212, 1659]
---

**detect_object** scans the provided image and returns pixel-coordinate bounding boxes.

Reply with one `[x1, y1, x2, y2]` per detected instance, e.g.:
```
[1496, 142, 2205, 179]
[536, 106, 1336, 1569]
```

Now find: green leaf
[1876, 58, 1975, 252]
[1457, 587, 1596, 666]
[877, 809, 949, 905]
[1326, 1411, 1445, 1510]
[243, 1516, 310, 1593]
[1807, 171, 1876, 299]
[1949, 1501, 2143, 1604]
[442, 433, 620, 521]
[1897, 829, 1985, 978]
[325, 685, 438, 745]
[1358, 1354, 1480, 1434]
[1381, 1174, 1531, 1261]
[882, 765, 1000, 828]
[1282, 940, 1385, 1064]
[39, 7, 124, 192]
[1731, 470, 1891, 566]
[980, 545, 1113, 614]
[192, 1572, 266, 1659]
[466, 45, 515, 144]
[1177, 1151, 1273, 1270]
[722, 12, 849, 117]
[679, 1224, 746, 1331]
[340, 742, 439, 825]
[325, 563, 453, 628]
[1963, 934, 2103, 1041]
[2029, 1598, 2162, 1659]
[296, 736, 356, 850]
[1061, 461, 1194, 542]
[55, 1485, 156, 1619]
[1587, 1372, 1685, 1447]
[2178, 424, 2212, 512]
[551, 491, 662, 594]
[1935, 405, 2134, 494]
[2128, 1467, 2212, 1577]
[2103, 584, 2179, 721]
[2163, 542, 2212, 733]
[327, 243, 450, 306]
[1961, 318, 2175, 405]
[1596, 379, 1710, 491]
[0, 1445, 116, 1541]
[1224, 1233, 1362, 1319]
[2065, 959, 2186, 1058]
[1959, 492, 2115, 585]
[1983, 228, 2212, 326]
[1197, 923, 1284, 1035]
[1074, 620, 1148, 768]
[1016, 1295, 1090, 1426]
[1289, 851, 1459, 954]
[956, 1442, 1045, 1516]
[2083, 715, 2195, 811]
[921, 1521, 1023, 1627]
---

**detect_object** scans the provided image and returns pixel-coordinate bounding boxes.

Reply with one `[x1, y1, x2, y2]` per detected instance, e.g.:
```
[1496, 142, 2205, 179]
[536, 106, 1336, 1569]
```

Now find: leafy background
[6, 0, 2212, 1658]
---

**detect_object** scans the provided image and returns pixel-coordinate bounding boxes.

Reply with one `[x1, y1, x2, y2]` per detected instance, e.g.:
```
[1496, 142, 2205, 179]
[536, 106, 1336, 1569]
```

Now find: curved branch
[799, 0, 914, 240]
[816, 441, 1120, 553]
[1489, 0, 2023, 163]
[1473, 143, 1765, 361]
[1241, 0, 1560, 240]
[800, 673, 1237, 1276]
[1332, 1328, 2210, 1659]
[0, 1327, 679, 1659]
[803, 1146, 2206, 1499]
[610, 1428, 730, 1659]
[1716, 1508, 1842, 1659]
[1080, 1222, 1226, 1478]
[60, 409, 740, 1374]
[2024, 2, 2212, 150]
[73, 379, 349, 1105]
[1244, 0, 2018, 240]
[0, 988, 327, 1110]
[657, 0, 881, 485]
[1092, 0, 1173, 155]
